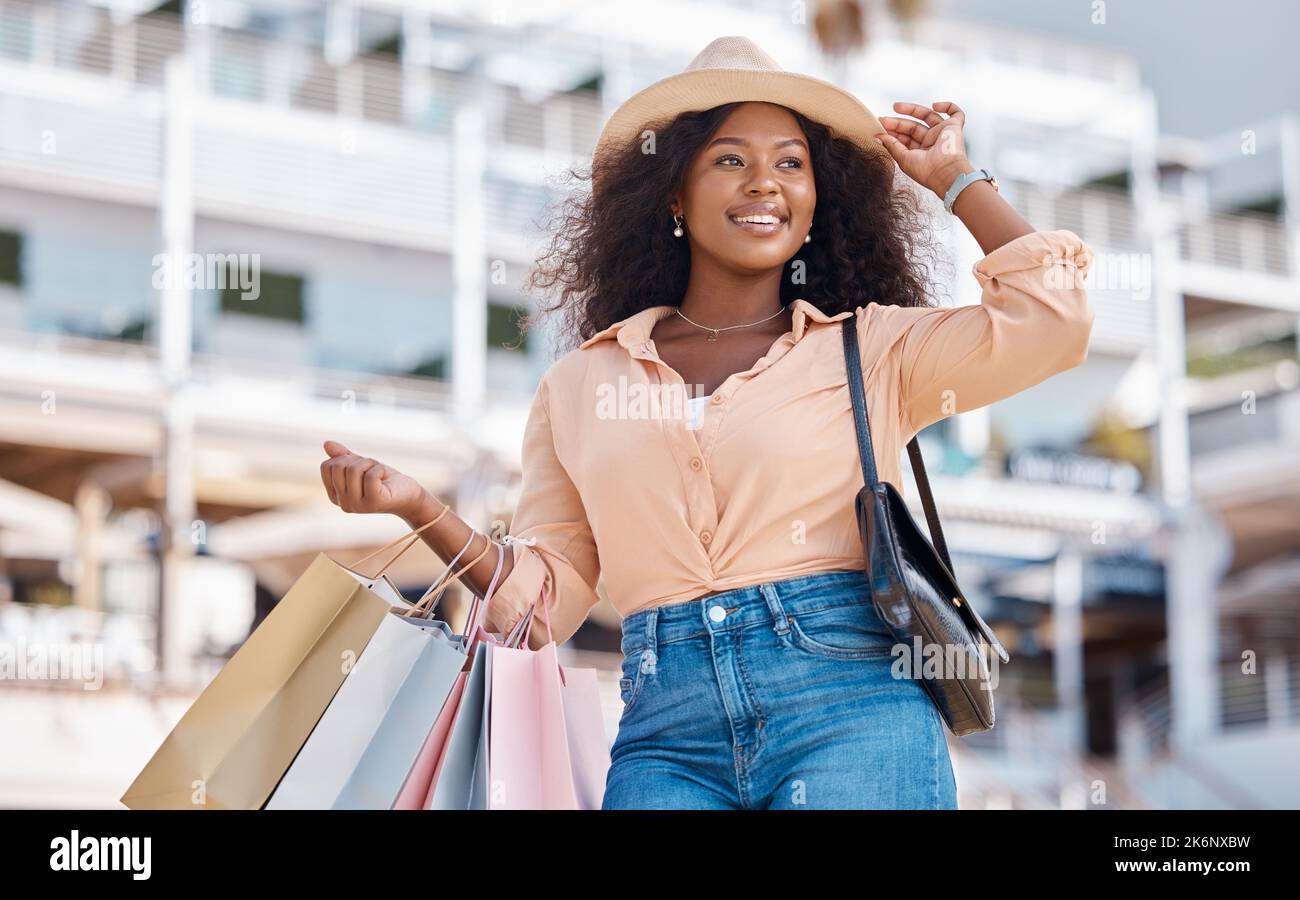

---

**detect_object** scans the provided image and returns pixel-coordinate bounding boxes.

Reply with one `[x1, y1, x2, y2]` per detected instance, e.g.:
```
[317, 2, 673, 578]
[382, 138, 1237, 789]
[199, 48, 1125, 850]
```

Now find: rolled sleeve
[872, 229, 1095, 436]
[481, 375, 602, 650]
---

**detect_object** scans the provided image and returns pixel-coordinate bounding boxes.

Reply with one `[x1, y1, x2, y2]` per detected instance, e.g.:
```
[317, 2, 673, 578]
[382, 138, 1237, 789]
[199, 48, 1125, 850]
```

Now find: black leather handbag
[840, 318, 1010, 736]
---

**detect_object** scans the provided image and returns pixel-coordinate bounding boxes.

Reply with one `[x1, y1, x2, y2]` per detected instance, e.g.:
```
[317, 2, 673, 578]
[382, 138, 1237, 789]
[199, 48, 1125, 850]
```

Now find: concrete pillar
[326, 0, 362, 118]
[1278, 115, 1300, 354]
[401, 6, 435, 128]
[73, 482, 110, 611]
[324, 0, 358, 67]
[160, 56, 194, 388]
[1052, 547, 1086, 752]
[1165, 499, 1232, 746]
[1131, 88, 1191, 509]
[158, 55, 198, 690]
[110, 1, 135, 84]
[1129, 87, 1229, 750]
[184, 2, 213, 96]
[451, 61, 487, 423]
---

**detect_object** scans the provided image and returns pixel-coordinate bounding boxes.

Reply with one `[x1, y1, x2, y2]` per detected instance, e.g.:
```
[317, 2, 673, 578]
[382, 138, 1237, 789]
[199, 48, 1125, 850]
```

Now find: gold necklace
[675, 305, 787, 342]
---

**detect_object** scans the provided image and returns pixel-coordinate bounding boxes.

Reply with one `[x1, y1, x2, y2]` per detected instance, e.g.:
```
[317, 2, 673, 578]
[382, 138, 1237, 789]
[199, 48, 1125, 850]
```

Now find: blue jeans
[602, 569, 959, 809]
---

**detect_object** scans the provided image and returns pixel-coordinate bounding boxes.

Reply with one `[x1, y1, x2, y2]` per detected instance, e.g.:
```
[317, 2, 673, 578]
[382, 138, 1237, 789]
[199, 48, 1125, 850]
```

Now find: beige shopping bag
[119, 520, 441, 810]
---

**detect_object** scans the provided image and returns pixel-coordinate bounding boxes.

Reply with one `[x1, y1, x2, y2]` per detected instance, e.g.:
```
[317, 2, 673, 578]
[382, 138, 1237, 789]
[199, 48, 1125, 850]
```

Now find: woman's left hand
[875, 101, 975, 200]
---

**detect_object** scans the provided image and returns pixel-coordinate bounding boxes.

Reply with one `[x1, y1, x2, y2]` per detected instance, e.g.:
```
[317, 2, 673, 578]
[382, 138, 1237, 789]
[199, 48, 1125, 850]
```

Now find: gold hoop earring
[673, 214, 684, 238]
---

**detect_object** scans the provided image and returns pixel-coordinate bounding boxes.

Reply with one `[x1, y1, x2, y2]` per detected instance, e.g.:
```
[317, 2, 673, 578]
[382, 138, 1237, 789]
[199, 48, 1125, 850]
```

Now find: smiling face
[670, 102, 816, 275]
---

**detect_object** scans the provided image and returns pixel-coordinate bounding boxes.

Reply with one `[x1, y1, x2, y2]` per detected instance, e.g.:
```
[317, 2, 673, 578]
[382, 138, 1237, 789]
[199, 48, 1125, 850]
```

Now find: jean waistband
[618, 568, 874, 652]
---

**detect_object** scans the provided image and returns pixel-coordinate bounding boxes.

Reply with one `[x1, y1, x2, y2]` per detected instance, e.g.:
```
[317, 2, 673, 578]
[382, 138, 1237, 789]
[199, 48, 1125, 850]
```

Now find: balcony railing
[0, 1, 604, 154]
[0, 1, 1294, 286]
[1178, 210, 1293, 277]
[0, 325, 529, 413]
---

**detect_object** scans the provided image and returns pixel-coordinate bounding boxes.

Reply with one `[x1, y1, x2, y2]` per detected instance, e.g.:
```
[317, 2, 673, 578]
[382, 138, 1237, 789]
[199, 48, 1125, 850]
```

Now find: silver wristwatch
[943, 167, 998, 214]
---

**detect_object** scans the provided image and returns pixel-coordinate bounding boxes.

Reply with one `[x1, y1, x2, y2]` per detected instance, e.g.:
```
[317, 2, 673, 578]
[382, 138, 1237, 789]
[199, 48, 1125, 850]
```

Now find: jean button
[708, 605, 727, 623]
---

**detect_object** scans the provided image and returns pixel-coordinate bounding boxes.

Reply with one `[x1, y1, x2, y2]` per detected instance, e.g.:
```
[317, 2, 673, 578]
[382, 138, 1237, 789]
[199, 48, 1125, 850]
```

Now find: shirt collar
[578, 298, 853, 352]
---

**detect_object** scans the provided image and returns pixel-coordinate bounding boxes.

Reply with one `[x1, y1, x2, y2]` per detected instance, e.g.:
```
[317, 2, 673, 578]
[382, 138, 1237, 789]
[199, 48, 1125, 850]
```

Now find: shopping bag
[269, 534, 501, 810]
[395, 542, 508, 810]
[424, 636, 493, 810]
[394, 670, 468, 809]
[120, 522, 436, 810]
[487, 583, 611, 810]
[560, 665, 613, 810]
[420, 554, 553, 809]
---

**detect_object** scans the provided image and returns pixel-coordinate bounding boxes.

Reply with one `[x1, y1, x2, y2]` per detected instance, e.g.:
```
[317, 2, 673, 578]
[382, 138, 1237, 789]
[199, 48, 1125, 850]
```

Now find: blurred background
[0, 0, 1297, 809]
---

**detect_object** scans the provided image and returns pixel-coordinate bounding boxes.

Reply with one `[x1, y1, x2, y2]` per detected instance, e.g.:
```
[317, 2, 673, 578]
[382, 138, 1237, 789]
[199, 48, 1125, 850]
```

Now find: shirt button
[689, 457, 703, 471]
[699, 530, 712, 544]
[711, 393, 724, 404]
[708, 605, 727, 623]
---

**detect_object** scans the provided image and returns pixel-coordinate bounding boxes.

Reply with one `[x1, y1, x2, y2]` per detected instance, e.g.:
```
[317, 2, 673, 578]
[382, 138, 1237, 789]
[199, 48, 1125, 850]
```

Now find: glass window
[487, 302, 528, 353]
[220, 269, 305, 324]
[0, 230, 22, 287]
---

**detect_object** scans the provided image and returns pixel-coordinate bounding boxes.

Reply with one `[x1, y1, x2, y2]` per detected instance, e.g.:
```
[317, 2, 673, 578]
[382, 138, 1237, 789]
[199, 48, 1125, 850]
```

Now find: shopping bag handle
[398, 529, 473, 617]
[496, 534, 557, 651]
[403, 533, 493, 619]
[461, 540, 506, 646]
[520, 577, 555, 650]
[348, 504, 452, 577]
[517, 578, 566, 685]
[488, 549, 565, 684]
[503, 607, 531, 647]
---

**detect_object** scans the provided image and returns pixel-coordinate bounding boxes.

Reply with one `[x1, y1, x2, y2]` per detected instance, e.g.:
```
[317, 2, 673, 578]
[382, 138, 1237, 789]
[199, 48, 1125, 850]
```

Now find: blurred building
[0, 0, 1296, 808]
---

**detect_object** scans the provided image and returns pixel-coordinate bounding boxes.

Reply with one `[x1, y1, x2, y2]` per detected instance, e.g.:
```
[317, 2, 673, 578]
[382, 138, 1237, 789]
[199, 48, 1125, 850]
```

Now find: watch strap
[943, 167, 997, 213]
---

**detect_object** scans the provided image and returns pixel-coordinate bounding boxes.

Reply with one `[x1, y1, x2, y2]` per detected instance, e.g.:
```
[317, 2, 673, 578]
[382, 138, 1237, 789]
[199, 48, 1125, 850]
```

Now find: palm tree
[813, 0, 932, 56]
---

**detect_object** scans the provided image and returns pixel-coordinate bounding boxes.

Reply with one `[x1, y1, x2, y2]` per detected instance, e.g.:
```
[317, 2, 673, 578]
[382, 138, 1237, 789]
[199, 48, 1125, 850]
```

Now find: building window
[487, 302, 528, 352]
[408, 355, 447, 379]
[0, 230, 22, 287]
[220, 270, 305, 324]
[1187, 329, 1298, 378]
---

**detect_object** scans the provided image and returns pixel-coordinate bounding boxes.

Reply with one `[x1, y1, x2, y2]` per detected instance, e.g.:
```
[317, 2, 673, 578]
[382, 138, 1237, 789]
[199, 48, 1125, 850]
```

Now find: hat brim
[593, 67, 896, 177]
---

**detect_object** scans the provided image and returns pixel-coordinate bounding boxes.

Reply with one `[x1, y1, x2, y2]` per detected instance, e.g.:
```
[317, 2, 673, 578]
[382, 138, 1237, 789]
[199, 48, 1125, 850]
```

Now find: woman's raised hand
[874, 100, 975, 199]
[320, 440, 428, 519]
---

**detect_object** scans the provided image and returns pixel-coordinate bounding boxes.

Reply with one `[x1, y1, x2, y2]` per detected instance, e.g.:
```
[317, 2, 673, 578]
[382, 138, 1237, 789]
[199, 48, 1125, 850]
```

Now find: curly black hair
[521, 101, 943, 355]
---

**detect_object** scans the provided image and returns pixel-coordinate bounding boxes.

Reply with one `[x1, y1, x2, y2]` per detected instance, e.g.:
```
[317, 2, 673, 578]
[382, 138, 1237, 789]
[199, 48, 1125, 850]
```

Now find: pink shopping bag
[559, 663, 612, 810]
[393, 673, 468, 809]
[393, 539, 508, 810]
[487, 582, 611, 810]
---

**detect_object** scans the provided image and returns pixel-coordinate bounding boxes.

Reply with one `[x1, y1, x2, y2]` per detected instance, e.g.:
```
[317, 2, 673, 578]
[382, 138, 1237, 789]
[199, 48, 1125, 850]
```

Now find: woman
[319, 36, 1094, 809]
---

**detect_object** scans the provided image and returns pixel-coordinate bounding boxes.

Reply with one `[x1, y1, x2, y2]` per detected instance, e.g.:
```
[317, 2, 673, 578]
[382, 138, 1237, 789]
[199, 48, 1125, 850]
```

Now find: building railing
[1179, 210, 1293, 277]
[0, 1, 604, 156]
[1124, 658, 1300, 758]
[711, 0, 1142, 85]
[1186, 382, 1298, 457]
[0, 326, 530, 412]
[0, 1, 1294, 283]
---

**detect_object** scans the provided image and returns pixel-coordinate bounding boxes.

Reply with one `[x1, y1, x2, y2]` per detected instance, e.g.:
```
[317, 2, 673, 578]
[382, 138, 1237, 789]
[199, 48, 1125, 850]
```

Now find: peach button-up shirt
[484, 229, 1095, 649]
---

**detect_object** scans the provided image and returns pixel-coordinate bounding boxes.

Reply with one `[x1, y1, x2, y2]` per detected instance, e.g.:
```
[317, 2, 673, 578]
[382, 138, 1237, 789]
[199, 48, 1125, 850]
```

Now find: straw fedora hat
[592, 35, 895, 178]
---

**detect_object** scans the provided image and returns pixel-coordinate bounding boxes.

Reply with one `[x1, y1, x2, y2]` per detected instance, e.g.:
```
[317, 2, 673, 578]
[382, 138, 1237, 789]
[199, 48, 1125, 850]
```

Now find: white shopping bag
[266, 610, 464, 809]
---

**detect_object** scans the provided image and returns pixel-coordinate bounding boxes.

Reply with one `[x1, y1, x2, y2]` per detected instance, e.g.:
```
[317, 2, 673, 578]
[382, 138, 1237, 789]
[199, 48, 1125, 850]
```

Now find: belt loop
[641, 607, 659, 673]
[759, 582, 791, 636]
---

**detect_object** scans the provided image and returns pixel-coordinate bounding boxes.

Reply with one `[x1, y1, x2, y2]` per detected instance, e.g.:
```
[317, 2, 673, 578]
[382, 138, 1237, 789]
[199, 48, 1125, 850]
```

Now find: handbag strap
[840, 318, 955, 575]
